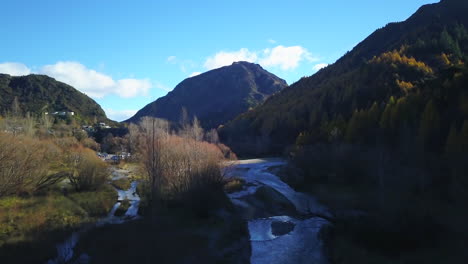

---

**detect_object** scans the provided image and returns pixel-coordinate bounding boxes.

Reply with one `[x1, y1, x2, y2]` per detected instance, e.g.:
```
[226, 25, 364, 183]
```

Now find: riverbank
[72, 204, 251, 263]
[45, 163, 251, 264]
[0, 185, 116, 264]
[285, 149, 468, 264]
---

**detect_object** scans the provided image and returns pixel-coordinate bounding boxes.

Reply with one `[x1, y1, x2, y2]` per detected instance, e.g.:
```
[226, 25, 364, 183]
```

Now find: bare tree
[180, 107, 189, 128]
[138, 117, 169, 217]
[205, 129, 220, 144]
[41, 113, 53, 131]
[134, 116, 225, 216]
[11, 96, 20, 117]
[191, 116, 204, 141]
[179, 114, 204, 141]
[23, 112, 36, 138]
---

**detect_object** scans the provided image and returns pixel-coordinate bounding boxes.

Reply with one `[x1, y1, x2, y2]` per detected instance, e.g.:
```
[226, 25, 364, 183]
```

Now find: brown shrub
[143, 135, 224, 198]
[53, 137, 80, 150]
[65, 147, 109, 191]
[133, 117, 227, 214]
[81, 137, 100, 151]
[0, 132, 55, 196]
[216, 143, 238, 160]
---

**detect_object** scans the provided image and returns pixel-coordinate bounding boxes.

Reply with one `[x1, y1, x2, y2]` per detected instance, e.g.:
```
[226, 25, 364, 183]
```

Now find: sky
[0, 0, 439, 121]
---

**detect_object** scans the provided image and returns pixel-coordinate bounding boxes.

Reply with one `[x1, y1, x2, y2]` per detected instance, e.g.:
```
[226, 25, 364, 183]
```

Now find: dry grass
[0, 187, 117, 263]
[112, 178, 131, 190]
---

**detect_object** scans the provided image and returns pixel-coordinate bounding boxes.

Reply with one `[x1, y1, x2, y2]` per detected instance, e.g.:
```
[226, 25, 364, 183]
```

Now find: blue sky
[0, 0, 438, 121]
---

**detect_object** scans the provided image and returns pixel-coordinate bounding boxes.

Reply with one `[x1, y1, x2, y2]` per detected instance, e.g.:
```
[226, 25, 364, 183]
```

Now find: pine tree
[380, 98, 395, 130]
[345, 110, 361, 143]
[418, 100, 441, 151]
[445, 123, 460, 154]
[440, 29, 456, 52]
[368, 102, 381, 125]
[460, 120, 468, 153]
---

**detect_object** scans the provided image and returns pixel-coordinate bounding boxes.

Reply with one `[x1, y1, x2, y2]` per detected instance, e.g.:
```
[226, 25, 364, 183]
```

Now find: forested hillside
[220, 0, 468, 156]
[218, 0, 468, 262]
[0, 74, 110, 123]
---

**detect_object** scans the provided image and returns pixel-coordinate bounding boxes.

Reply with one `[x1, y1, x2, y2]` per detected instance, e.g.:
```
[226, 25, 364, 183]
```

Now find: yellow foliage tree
[396, 80, 415, 93]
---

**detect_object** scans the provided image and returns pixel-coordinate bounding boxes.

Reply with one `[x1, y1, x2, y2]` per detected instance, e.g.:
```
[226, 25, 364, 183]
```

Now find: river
[47, 169, 140, 264]
[225, 158, 331, 264]
[47, 159, 330, 263]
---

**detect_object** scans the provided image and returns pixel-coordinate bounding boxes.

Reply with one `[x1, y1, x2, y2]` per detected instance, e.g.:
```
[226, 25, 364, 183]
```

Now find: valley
[1, 0, 468, 263]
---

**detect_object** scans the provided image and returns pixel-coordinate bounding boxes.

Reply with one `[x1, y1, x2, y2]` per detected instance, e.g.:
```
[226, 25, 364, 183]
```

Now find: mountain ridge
[126, 61, 287, 128]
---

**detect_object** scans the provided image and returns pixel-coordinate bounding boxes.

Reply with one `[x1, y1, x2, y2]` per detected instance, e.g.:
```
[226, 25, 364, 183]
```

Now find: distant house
[45, 111, 75, 116]
[82, 125, 95, 133]
[99, 122, 111, 129]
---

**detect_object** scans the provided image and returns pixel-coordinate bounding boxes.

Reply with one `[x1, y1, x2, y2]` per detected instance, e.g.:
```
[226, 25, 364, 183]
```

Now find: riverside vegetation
[0, 107, 246, 263]
[0, 113, 115, 263]
[71, 116, 248, 263]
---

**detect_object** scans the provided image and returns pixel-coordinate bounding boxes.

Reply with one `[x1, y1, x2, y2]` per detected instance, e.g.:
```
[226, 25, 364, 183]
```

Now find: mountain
[126, 61, 287, 128]
[0, 74, 110, 123]
[220, 0, 468, 156]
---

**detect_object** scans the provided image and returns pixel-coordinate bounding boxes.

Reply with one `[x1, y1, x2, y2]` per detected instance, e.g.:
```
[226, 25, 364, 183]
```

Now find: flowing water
[47, 160, 329, 263]
[226, 159, 331, 264]
[47, 170, 140, 264]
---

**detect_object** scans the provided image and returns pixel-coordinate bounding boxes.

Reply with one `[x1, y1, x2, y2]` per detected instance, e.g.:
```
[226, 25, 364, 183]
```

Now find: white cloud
[260, 45, 317, 70]
[167, 56, 176, 63]
[313, 63, 329, 71]
[0, 62, 31, 76]
[105, 108, 138, 122]
[189, 72, 202, 78]
[115, 79, 151, 98]
[203, 45, 317, 71]
[268, 39, 276, 44]
[39, 61, 151, 98]
[204, 48, 258, 70]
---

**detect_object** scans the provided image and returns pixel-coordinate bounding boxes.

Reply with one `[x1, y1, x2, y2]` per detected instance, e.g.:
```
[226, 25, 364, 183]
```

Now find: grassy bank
[0, 185, 116, 264]
[111, 177, 131, 190]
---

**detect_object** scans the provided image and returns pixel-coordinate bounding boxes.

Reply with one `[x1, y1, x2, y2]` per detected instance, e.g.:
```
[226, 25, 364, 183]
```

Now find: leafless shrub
[53, 137, 80, 149]
[132, 117, 226, 215]
[205, 128, 220, 144]
[64, 147, 109, 191]
[0, 132, 56, 196]
[81, 137, 100, 151]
